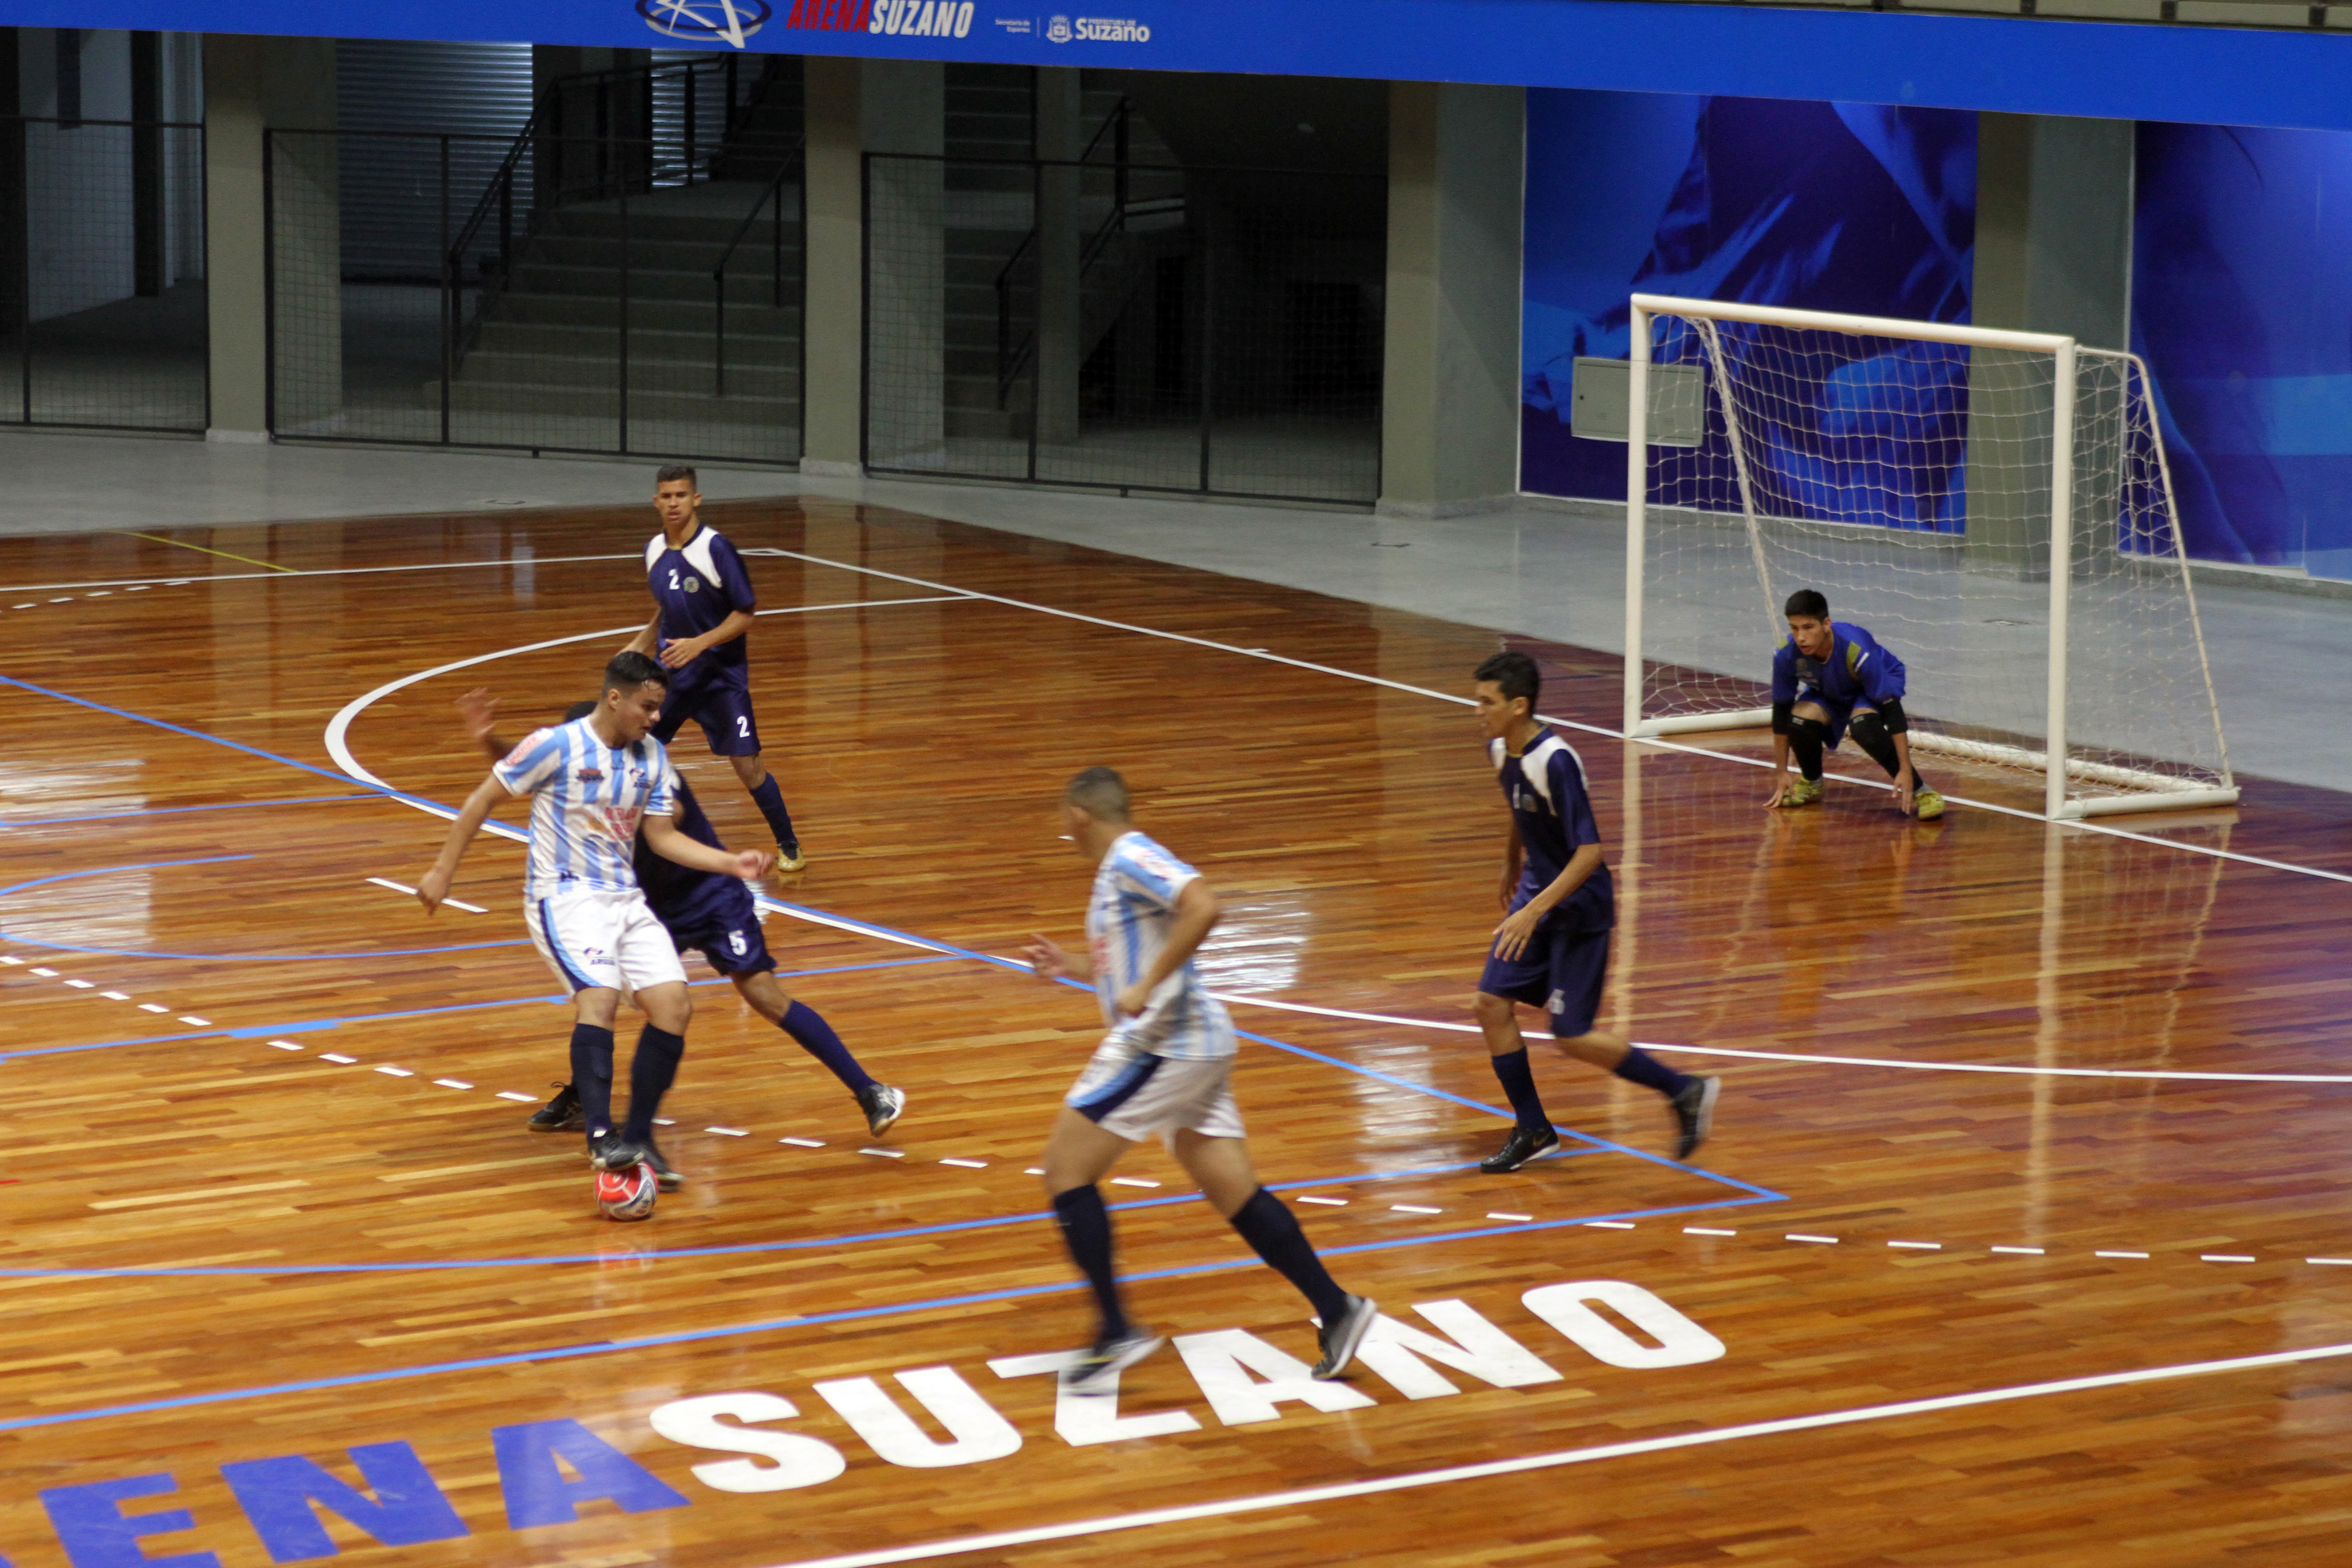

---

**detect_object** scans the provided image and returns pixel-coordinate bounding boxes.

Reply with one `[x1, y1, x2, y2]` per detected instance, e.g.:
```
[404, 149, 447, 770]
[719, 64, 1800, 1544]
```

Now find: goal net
[1622, 294, 2235, 820]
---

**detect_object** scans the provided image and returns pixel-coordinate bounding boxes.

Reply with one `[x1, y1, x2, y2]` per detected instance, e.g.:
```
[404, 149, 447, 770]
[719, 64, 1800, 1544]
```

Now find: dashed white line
[1025, 1167, 1046, 1176]
[2203, 1254, 2256, 1264]
[1585, 1220, 1635, 1230]
[433, 1078, 473, 1089]
[1487, 1212, 1532, 1223]
[780, 1137, 825, 1148]
[138, 1004, 170, 1014]
[1888, 1240, 1942, 1250]
[1109, 1178, 1161, 1189]
[374, 1066, 413, 1078]
[653, 1118, 676, 1127]
[28, 967, 56, 977]
[1684, 1226, 1737, 1237]
[62, 979, 94, 990]
[99, 991, 129, 1000]
[319, 1054, 358, 1064]
[0, 956, 20, 965]
[2097, 1251, 2151, 1260]
[1392, 1204, 1443, 1216]
[860, 1147, 906, 1159]
[940, 1157, 988, 1170]
[48, 597, 71, 604]
[269, 1042, 304, 1052]
[177, 1015, 211, 1027]
[1787, 1234, 1839, 1245]
[1298, 1196, 1347, 1207]
[2309, 1258, 2352, 1266]
[1990, 1246, 2045, 1256]
[495, 1091, 537, 1102]
[706, 1127, 749, 1137]
[366, 876, 486, 914]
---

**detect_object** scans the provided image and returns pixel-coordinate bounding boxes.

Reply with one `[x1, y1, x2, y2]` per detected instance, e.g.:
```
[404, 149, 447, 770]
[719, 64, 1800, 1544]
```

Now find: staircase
[428, 58, 805, 454]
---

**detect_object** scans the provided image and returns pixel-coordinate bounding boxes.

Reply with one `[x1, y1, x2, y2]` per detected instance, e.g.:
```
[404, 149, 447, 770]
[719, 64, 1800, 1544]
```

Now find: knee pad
[1848, 710, 1888, 752]
[1787, 714, 1831, 745]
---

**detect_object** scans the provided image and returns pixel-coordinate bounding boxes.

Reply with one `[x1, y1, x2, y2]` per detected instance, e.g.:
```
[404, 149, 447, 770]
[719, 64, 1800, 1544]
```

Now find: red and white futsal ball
[597, 1162, 658, 1221]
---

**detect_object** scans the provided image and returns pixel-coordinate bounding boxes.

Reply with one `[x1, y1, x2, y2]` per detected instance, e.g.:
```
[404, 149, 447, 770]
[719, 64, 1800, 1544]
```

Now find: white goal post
[1621, 294, 2237, 822]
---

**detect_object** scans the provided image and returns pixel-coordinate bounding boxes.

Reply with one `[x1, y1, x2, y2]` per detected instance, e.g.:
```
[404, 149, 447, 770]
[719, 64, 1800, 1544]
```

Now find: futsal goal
[1620, 294, 2236, 821]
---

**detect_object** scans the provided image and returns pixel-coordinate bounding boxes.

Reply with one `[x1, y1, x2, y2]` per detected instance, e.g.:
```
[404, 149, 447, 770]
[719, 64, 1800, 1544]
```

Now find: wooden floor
[4, 496, 2352, 1566]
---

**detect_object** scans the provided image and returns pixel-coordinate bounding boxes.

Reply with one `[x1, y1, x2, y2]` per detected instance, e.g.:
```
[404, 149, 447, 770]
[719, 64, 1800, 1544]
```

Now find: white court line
[741, 544, 2352, 889]
[779, 1137, 825, 1148]
[760, 1338, 2352, 1568]
[0, 553, 645, 596]
[364, 876, 485, 915]
[1205, 992, 2352, 1085]
[322, 595, 973, 792]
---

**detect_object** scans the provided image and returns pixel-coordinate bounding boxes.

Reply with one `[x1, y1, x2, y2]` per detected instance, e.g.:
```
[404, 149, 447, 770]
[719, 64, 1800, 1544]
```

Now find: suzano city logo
[638, 0, 773, 44]
[1046, 13, 1151, 40]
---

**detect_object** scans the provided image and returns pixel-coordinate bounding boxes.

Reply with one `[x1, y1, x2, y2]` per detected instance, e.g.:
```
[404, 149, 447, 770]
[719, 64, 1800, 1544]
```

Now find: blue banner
[9, 0, 2352, 137]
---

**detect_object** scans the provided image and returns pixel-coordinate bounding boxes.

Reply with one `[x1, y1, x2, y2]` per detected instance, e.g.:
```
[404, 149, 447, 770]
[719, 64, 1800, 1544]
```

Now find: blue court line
[0, 1147, 1610, 1278]
[1, 793, 380, 828]
[0, 1191, 1779, 1436]
[3, 676, 1780, 1198]
[0, 956, 965, 1063]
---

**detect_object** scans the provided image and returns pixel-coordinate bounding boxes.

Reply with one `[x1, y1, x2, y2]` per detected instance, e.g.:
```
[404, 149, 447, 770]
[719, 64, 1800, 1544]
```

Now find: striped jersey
[1085, 829, 1235, 1061]
[493, 718, 676, 900]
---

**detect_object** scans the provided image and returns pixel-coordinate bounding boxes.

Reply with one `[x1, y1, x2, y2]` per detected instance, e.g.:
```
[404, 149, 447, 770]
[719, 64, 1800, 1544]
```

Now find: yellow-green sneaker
[1779, 777, 1822, 808]
[1913, 788, 1945, 821]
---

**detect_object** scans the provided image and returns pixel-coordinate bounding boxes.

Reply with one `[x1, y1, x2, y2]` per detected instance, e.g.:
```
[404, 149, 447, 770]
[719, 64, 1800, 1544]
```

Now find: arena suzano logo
[638, 0, 774, 44]
[1047, 13, 1152, 41]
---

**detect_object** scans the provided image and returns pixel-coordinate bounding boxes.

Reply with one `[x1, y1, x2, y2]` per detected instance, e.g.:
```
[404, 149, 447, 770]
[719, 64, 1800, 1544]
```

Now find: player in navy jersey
[1024, 767, 1376, 1391]
[1766, 588, 1945, 820]
[624, 464, 809, 871]
[457, 691, 907, 1174]
[1470, 651, 1720, 1174]
[415, 651, 772, 1213]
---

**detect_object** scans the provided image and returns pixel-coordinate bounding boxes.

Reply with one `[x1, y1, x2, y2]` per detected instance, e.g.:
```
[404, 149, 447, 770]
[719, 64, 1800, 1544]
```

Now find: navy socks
[1611, 1044, 1693, 1100]
[748, 773, 800, 849]
[1490, 1047, 1550, 1131]
[1228, 1187, 1350, 1322]
[621, 1025, 686, 1143]
[780, 1000, 876, 1094]
[569, 1024, 616, 1139]
[1052, 1184, 1130, 1339]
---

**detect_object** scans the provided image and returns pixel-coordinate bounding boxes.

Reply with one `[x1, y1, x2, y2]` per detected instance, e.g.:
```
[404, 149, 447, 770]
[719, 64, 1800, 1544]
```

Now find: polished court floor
[3, 494, 2351, 1566]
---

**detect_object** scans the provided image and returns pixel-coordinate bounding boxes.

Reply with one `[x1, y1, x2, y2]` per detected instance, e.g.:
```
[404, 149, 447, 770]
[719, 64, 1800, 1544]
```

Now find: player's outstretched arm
[1024, 932, 1092, 983]
[1114, 880, 1221, 1018]
[417, 772, 511, 913]
[643, 813, 772, 881]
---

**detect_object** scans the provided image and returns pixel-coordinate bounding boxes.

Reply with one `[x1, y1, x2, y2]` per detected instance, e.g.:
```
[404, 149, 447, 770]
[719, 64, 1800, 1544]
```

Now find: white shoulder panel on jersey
[644, 534, 666, 569]
[681, 528, 727, 583]
[1518, 735, 1560, 808]
[1488, 736, 1507, 772]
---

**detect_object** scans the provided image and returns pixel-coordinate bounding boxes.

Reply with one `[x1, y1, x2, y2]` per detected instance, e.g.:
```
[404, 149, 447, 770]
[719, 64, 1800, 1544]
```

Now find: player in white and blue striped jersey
[1022, 767, 1376, 1393]
[416, 651, 773, 1207]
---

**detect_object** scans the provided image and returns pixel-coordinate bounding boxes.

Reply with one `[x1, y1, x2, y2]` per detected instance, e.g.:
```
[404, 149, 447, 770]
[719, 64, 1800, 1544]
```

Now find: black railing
[993, 98, 1137, 407]
[713, 138, 806, 397]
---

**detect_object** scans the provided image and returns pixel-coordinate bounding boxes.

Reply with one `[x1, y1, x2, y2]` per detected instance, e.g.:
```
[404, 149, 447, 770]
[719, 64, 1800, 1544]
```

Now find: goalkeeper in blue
[1765, 589, 1945, 820]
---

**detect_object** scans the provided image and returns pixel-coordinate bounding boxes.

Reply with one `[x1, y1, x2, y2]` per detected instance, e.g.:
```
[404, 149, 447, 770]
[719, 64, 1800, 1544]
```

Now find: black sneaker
[590, 1132, 652, 1174]
[528, 1082, 582, 1133]
[858, 1083, 907, 1138]
[1671, 1076, 1720, 1161]
[1478, 1122, 1559, 1174]
[1061, 1328, 1163, 1396]
[646, 1139, 686, 1191]
[1313, 1295, 1378, 1380]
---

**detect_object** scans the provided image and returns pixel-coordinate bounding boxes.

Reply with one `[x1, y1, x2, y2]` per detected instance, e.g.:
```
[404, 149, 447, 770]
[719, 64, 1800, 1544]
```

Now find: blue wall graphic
[2134, 122, 2352, 579]
[1520, 90, 1977, 509]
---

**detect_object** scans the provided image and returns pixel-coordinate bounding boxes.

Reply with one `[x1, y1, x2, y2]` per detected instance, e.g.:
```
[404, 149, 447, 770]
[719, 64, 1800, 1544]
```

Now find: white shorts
[1064, 1043, 1244, 1142]
[526, 886, 687, 996]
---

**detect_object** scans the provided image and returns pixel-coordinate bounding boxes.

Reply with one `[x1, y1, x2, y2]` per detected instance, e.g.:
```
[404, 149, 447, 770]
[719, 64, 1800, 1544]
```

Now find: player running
[457, 689, 907, 1170]
[1470, 651, 1720, 1175]
[1765, 588, 1945, 820]
[1023, 767, 1377, 1392]
[624, 464, 809, 871]
[416, 651, 770, 1215]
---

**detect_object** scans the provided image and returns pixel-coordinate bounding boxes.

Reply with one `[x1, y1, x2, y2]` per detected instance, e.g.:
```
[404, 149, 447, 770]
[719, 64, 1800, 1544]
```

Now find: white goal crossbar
[1622, 294, 2236, 822]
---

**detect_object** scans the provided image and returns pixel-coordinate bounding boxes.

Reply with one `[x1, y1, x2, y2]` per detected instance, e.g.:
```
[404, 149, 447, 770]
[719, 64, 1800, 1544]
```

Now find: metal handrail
[713, 138, 807, 397]
[988, 98, 1129, 309]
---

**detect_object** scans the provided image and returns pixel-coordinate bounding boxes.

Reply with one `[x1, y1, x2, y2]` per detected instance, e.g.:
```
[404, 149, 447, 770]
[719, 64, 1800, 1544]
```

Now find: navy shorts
[1479, 917, 1611, 1037]
[1793, 694, 1864, 750]
[656, 674, 760, 757]
[662, 887, 776, 977]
